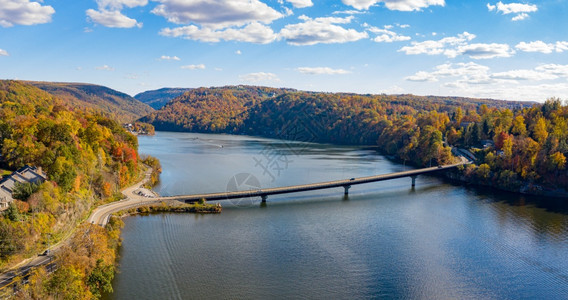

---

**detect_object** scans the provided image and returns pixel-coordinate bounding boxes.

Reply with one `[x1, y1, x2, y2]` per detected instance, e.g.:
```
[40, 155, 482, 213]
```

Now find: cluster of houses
[123, 123, 149, 135]
[0, 165, 47, 211]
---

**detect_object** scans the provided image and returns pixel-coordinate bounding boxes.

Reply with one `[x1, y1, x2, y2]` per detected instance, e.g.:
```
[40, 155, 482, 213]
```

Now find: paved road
[0, 255, 52, 295]
[87, 167, 163, 226]
[0, 166, 158, 294]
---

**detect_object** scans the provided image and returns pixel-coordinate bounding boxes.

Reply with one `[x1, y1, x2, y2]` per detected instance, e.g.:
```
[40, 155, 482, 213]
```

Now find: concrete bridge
[160, 161, 468, 203]
[89, 161, 469, 226]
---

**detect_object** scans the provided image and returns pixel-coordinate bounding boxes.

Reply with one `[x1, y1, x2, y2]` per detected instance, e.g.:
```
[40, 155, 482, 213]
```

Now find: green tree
[87, 259, 115, 298]
[12, 181, 40, 201]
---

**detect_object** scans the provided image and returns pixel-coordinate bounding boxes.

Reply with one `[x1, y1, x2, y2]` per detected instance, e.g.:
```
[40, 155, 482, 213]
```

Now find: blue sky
[1, 0, 567, 102]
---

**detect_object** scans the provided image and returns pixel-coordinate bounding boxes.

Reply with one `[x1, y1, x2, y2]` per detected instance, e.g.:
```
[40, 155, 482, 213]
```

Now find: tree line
[142, 86, 566, 196]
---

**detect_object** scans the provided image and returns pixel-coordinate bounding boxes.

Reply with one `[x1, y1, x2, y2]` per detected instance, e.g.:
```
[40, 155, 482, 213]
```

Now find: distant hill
[134, 88, 194, 110]
[139, 85, 296, 132]
[139, 85, 568, 197]
[140, 85, 530, 137]
[28, 81, 154, 123]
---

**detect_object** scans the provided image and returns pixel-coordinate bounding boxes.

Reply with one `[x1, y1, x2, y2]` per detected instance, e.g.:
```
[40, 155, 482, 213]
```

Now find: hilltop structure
[0, 166, 47, 210]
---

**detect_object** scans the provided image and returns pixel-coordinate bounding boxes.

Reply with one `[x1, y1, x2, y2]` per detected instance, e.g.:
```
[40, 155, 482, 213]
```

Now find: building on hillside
[0, 166, 47, 210]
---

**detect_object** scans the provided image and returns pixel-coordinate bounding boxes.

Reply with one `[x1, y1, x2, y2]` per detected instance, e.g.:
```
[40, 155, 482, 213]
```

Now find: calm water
[107, 131, 568, 299]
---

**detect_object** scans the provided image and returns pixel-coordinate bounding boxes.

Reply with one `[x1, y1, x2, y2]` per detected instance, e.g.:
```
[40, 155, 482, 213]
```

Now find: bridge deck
[159, 162, 466, 202]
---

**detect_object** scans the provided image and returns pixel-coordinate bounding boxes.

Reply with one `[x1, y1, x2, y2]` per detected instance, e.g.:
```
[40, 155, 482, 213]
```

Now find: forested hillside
[139, 86, 295, 132]
[134, 87, 193, 109]
[29, 81, 154, 123]
[142, 86, 566, 196]
[0, 80, 144, 296]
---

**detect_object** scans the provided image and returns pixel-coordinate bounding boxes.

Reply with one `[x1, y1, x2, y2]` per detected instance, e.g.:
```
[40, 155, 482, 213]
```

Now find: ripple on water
[106, 132, 568, 299]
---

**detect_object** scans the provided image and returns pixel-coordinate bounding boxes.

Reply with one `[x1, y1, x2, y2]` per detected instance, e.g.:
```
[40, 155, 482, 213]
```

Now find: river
[106, 131, 568, 299]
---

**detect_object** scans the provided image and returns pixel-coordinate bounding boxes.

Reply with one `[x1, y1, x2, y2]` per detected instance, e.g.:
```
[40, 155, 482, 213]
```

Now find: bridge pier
[343, 185, 351, 195]
[261, 195, 267, 203]
[411, 175, 417, 187]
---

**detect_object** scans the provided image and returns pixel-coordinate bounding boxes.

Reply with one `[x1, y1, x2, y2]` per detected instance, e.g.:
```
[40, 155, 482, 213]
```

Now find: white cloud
[285, 0, 313, 8]
[159, 55, 181, 61]
[0, 0, 55, 27]
[491, 69, 558, 81]
[96, 65, 115, 71]
[152, 0, 283, 29]
[381, 85, 405, 94]
[96, 0, 148, 10]
[487, 1, 537, 21]
[399, 32, 513, 59]
[279, 15, 368, 45]
[0, 49, 8, 56]
[449, 82, 568, 102]
[535, 64, 568, 77]
[458, 43, 514, 59]
[365, 24, 411, 43]
[87, 9, 143, 28]
[181, 64, 206, 70]
[405, 71, 438, 82]
[235, 50, 242, 55]
[399, 32, 475, 57]
[556, 41, 568, 52]
[407, 62, 568, 101]
[516, 41, 554, 54]
[406, 62, 493, 84]
[156, 0, 284, 44]
[297, 67, 351, 75]
[487, 1, 537, 14]
[239, 72, 280, 82]
[515, 41, 568, 54]
[342, 0, 445, 11]
[87, 0, 146, 28]
[511, 13, 529, 21]
[160, 22, 277, 44]
[332, 10, 367, 15]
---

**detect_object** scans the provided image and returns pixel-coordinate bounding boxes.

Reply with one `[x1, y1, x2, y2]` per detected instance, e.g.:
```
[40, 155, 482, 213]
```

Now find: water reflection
[106, 131, 568, 299]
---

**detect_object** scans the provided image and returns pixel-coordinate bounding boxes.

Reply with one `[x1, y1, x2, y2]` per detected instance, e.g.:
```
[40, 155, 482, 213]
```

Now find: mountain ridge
[28, 81, 154, 123]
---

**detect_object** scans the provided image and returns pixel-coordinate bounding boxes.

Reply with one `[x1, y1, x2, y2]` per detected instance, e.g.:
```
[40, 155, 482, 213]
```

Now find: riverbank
[113, 200, 222, 217]
[382, 153, 568, 199]
[106, 131, 568, 299]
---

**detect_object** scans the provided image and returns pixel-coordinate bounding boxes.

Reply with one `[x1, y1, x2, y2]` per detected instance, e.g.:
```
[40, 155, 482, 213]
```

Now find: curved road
[0, 166, 161, 293]
[87, 167, 170, 226]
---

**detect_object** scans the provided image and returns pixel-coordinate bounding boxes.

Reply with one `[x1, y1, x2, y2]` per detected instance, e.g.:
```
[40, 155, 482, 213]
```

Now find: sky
[0, 0, 567, 102]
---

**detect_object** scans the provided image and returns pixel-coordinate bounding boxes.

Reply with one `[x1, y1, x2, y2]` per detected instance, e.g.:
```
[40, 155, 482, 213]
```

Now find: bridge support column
[411, 175, 417, 187]
[344, 185, 351, 195]
[261, 195, 267, 203]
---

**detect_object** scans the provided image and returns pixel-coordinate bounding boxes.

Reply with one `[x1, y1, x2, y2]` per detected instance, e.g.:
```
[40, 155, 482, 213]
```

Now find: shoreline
[147, 130, 568, 200]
